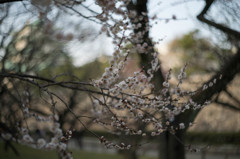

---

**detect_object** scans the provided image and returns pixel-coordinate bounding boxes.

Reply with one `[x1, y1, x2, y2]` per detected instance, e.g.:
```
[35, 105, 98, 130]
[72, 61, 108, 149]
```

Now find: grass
[0, 141, 156, 159]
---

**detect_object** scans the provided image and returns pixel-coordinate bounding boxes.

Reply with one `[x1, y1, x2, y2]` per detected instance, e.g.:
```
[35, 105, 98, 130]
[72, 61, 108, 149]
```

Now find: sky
[149, 1, 205, 42]
[68, 0, 208, 66]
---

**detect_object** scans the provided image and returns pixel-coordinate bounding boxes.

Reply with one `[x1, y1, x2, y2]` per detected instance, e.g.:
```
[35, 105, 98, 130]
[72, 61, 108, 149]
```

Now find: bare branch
[225, 89, 240, 106]
[181, 48, 240, 127]
[0, 0, 23, 4]
[197, 0, 240, 40]
[215, 100, 240, 111]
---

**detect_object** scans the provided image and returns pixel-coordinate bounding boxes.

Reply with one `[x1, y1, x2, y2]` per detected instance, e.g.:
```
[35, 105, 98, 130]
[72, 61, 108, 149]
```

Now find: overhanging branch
[178, 48, 240, 127]
[225, 89, 240, 106]
[215, 100, 240, 111]
[0, 0, 23, 4]
[197, 0, 240, 40]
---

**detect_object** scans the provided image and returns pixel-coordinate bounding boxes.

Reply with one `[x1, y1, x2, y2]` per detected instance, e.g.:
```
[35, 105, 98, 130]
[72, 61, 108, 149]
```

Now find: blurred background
[0, 0, 239, 159]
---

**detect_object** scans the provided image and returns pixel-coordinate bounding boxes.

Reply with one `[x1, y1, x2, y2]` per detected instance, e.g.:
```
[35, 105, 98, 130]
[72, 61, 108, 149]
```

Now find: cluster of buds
[61, 130, 73, 142]
[0, 90, 73, 159]
[90, 47, 215, 147]
[0, 1, 218, 158]
[99, 136, 131, 150]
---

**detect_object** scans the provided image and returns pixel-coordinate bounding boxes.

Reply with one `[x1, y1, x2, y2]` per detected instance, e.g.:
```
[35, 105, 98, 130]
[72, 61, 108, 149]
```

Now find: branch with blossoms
[1, 1, 240, 159]
[0, 0, 208, 158]
[1, 42, 212, 155]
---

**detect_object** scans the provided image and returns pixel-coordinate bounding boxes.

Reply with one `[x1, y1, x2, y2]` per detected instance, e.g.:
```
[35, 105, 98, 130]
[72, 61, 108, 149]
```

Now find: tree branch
[225, 89, 240, 106]
[197, 0, 240, 40]
[178, 48, 240, 128]
[126, 0, 165, 91]
[215, 100, 240, 111]
[0, 0, 23, 4]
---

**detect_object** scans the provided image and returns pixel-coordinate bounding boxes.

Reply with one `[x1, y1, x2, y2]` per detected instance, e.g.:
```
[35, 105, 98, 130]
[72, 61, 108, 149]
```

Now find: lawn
[0, 141, 156, 159]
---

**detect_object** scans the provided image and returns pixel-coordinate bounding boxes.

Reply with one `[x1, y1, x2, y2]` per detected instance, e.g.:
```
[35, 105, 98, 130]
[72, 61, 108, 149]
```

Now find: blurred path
[68, 137, 240, 159]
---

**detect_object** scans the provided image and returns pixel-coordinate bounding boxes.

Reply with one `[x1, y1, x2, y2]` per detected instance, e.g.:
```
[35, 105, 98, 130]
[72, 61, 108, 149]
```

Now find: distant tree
[169, 30, 230, 73]
[0, 1, 240, 159]
[0, 11, 104, 157]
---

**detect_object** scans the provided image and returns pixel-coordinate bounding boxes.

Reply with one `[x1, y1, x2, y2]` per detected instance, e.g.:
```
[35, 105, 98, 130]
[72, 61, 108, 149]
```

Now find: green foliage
[3, 20, 69, 73]
[169, 30, 228, 74]
[39, 57, 108, 82]
[4, 19, 108, 86]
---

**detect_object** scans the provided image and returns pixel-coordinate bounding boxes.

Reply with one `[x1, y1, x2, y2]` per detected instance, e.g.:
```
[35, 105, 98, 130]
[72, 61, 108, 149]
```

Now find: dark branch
[197, 0, 240, 40]
[198, 0, 214, 16]
[178, 48, 240, 127]
[215, 101, 240, 111]
[225, 89, 240, 106]
[0, 0, 23, 4]
[193, 49, 240, 105]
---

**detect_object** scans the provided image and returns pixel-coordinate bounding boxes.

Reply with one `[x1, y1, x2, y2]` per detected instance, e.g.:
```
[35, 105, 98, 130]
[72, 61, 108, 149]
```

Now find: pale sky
[69, 0, 209, 66]
[149, 0, 206, 42]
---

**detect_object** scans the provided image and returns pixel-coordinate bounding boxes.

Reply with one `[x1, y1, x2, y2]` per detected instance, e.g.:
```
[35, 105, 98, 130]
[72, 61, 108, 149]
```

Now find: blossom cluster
[90, 50, 212, 149]
[0, 0, 216, 158]
[1, 91, 72, 159]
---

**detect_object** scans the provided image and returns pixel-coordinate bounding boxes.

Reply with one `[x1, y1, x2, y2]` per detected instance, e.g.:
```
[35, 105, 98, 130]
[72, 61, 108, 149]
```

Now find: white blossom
[37, 138, 46, 149]
[179, 123, 185, 129]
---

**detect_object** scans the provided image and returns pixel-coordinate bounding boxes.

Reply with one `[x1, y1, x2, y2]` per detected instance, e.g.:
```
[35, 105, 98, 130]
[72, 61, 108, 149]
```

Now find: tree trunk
[120, 149, 138, 159]
[159, 130, 185, 159]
